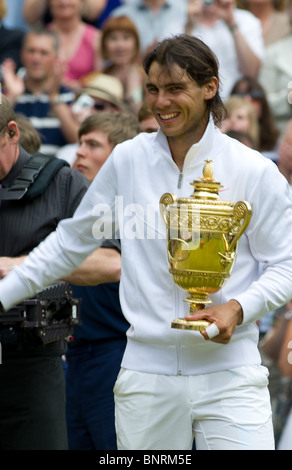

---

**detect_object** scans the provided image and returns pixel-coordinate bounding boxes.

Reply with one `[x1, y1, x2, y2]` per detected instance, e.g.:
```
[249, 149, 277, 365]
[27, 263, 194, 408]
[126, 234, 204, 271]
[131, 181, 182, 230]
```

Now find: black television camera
[0, 282, 81, 346]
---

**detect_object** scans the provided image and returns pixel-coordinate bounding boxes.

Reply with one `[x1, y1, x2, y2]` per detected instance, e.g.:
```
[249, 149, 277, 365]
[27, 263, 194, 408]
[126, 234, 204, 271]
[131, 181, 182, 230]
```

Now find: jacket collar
[153, 116, 219, 170]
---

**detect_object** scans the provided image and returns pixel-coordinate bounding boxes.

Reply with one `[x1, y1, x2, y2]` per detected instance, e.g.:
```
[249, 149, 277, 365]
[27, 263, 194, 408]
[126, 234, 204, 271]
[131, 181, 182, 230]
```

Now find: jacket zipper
[175, 170, 184, 374]
[177, 172, 183, 189]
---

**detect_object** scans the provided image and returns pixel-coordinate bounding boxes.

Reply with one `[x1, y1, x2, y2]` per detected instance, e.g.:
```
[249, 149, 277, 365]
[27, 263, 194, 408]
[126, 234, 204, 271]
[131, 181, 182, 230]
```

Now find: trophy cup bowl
[160, 159, 252, 331]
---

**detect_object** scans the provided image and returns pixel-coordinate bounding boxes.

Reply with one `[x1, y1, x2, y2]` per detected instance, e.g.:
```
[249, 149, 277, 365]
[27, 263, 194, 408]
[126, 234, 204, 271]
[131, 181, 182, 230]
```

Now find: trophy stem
[171, 297, 212, 331]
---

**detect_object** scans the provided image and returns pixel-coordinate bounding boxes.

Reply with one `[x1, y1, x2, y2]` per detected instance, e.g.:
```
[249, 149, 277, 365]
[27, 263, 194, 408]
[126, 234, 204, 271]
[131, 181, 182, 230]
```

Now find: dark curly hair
[143, 34, 226, 127]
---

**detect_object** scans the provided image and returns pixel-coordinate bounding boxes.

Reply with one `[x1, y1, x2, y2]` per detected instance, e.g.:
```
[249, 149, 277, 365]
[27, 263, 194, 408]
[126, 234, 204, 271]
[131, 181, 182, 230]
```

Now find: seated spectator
[225, 129, 257, 149]
[47, 0, 102, 91]
[138, 100, 159, 133]
[2, 27, 79, 156]
[221, 95, 260, 149]
[22, 0, 107, 28]
[231, 77, 280, 162]
[101, 15, 146, 113]
[277, 117, 292, 192]
[15, 114, 42, 153]
[76, 72, 127, 120]
[181, 0, 265, 100]
[57, 73, 127, 164]
[259, 33, 292, 135]
[237, 0, 291, 47]
[72, 111, 141, 180]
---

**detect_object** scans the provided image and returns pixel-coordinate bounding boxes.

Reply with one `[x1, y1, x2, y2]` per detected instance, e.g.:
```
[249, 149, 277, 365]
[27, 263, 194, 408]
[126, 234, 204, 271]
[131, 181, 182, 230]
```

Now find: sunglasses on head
[93, 101, 118, 111]
[93, 102, 107, 111]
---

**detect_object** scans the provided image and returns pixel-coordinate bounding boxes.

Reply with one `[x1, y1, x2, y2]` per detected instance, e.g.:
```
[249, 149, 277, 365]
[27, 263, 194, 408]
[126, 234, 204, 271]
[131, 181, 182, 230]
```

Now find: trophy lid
[190, 159, 222, 200]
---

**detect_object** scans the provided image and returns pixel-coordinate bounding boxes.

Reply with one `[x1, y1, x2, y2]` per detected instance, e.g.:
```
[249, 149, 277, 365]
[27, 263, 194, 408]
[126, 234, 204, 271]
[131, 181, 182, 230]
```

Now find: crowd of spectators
[1, 0, 292, 451]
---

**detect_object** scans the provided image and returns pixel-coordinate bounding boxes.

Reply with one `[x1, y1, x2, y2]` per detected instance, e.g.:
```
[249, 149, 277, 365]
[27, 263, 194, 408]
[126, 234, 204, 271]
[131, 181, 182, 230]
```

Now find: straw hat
[81, 73, 124, 108]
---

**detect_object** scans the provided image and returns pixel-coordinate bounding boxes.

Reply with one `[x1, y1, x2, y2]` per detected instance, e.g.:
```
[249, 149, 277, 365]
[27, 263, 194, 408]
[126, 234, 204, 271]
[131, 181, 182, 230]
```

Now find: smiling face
[21, 33, 58, 83]
[146, 61, 217, 149]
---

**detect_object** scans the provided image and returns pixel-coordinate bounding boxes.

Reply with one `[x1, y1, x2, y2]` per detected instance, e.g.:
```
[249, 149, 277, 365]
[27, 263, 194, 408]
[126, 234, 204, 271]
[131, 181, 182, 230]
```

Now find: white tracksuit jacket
[1, 119, 292, 375]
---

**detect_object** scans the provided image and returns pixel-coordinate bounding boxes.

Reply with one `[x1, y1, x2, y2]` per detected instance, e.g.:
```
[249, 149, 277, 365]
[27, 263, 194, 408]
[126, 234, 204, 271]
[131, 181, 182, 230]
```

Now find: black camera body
[0, 282, 81, 346]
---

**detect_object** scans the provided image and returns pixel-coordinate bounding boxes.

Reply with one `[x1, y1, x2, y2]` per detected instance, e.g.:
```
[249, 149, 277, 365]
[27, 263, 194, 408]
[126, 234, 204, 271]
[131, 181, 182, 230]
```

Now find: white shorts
[114, 365, 275, 450]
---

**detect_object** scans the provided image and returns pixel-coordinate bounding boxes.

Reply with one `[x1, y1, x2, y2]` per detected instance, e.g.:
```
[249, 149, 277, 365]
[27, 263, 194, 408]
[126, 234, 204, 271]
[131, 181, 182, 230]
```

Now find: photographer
[0, 95, 118, 450]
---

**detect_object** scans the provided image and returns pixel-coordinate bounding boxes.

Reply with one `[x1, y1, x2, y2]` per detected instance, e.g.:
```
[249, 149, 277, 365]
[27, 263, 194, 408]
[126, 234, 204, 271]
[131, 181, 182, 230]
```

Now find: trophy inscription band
[160, 159, 252, 332]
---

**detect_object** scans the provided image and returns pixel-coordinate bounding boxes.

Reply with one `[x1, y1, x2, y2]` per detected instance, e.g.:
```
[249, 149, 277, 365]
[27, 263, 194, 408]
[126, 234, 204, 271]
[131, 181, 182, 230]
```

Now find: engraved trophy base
[171, 298, 212, 331]
[171, 318, 211, 331]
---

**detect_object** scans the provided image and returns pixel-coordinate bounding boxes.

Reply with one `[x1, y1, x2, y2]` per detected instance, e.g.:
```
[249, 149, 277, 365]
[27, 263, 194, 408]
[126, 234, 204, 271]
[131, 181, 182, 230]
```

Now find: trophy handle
[159, 193, 177, 226]
[228, 201, 252, 253]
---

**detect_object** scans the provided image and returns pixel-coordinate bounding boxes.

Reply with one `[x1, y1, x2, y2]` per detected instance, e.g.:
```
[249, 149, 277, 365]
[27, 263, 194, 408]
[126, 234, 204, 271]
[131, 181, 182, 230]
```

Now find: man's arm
[2, 59, 25, 107]
[0, 256, 26, 279]
[0, 248, 121, 287]
[214, 0, 262, 77]
[63, 247, 121, 286]
[181, 157, 292, 344]
[49, 98, 79, 143]
[46, 59, 79, 143]
[185, 0, 263, 78]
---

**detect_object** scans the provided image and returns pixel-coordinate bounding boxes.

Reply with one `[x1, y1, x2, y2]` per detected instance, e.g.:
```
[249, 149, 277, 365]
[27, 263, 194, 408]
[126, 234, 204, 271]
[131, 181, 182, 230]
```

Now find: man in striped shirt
[2, 26, 79, 156]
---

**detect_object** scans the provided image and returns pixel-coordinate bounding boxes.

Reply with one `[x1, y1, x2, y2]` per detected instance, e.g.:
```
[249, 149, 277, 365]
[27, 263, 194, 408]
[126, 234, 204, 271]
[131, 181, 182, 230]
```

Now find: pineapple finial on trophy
[201, 159, 214, 181]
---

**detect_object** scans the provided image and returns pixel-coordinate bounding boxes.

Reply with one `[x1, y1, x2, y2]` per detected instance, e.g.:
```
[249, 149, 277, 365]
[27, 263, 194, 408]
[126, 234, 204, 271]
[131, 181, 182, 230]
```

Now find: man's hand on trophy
[185, 299, 243, 344]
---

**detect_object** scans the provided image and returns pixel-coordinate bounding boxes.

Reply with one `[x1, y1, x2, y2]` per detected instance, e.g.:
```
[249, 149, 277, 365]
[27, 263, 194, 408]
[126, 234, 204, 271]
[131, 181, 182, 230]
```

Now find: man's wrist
[230, 299, 243, 325]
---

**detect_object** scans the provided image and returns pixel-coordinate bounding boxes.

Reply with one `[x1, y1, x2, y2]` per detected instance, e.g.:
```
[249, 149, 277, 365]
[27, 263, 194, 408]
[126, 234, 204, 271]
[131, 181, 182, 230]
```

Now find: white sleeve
[0, 152, 118, 310]
[234, 163, 292, 324]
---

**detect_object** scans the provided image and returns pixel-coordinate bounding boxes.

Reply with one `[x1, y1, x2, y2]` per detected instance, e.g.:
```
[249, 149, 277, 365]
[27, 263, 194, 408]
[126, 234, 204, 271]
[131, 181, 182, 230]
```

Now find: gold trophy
[160, 159, 252, 331]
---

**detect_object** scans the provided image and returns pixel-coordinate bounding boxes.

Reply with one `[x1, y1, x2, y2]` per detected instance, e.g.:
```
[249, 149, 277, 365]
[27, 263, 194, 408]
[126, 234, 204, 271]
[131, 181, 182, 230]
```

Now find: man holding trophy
[0, 35, 292, 450]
